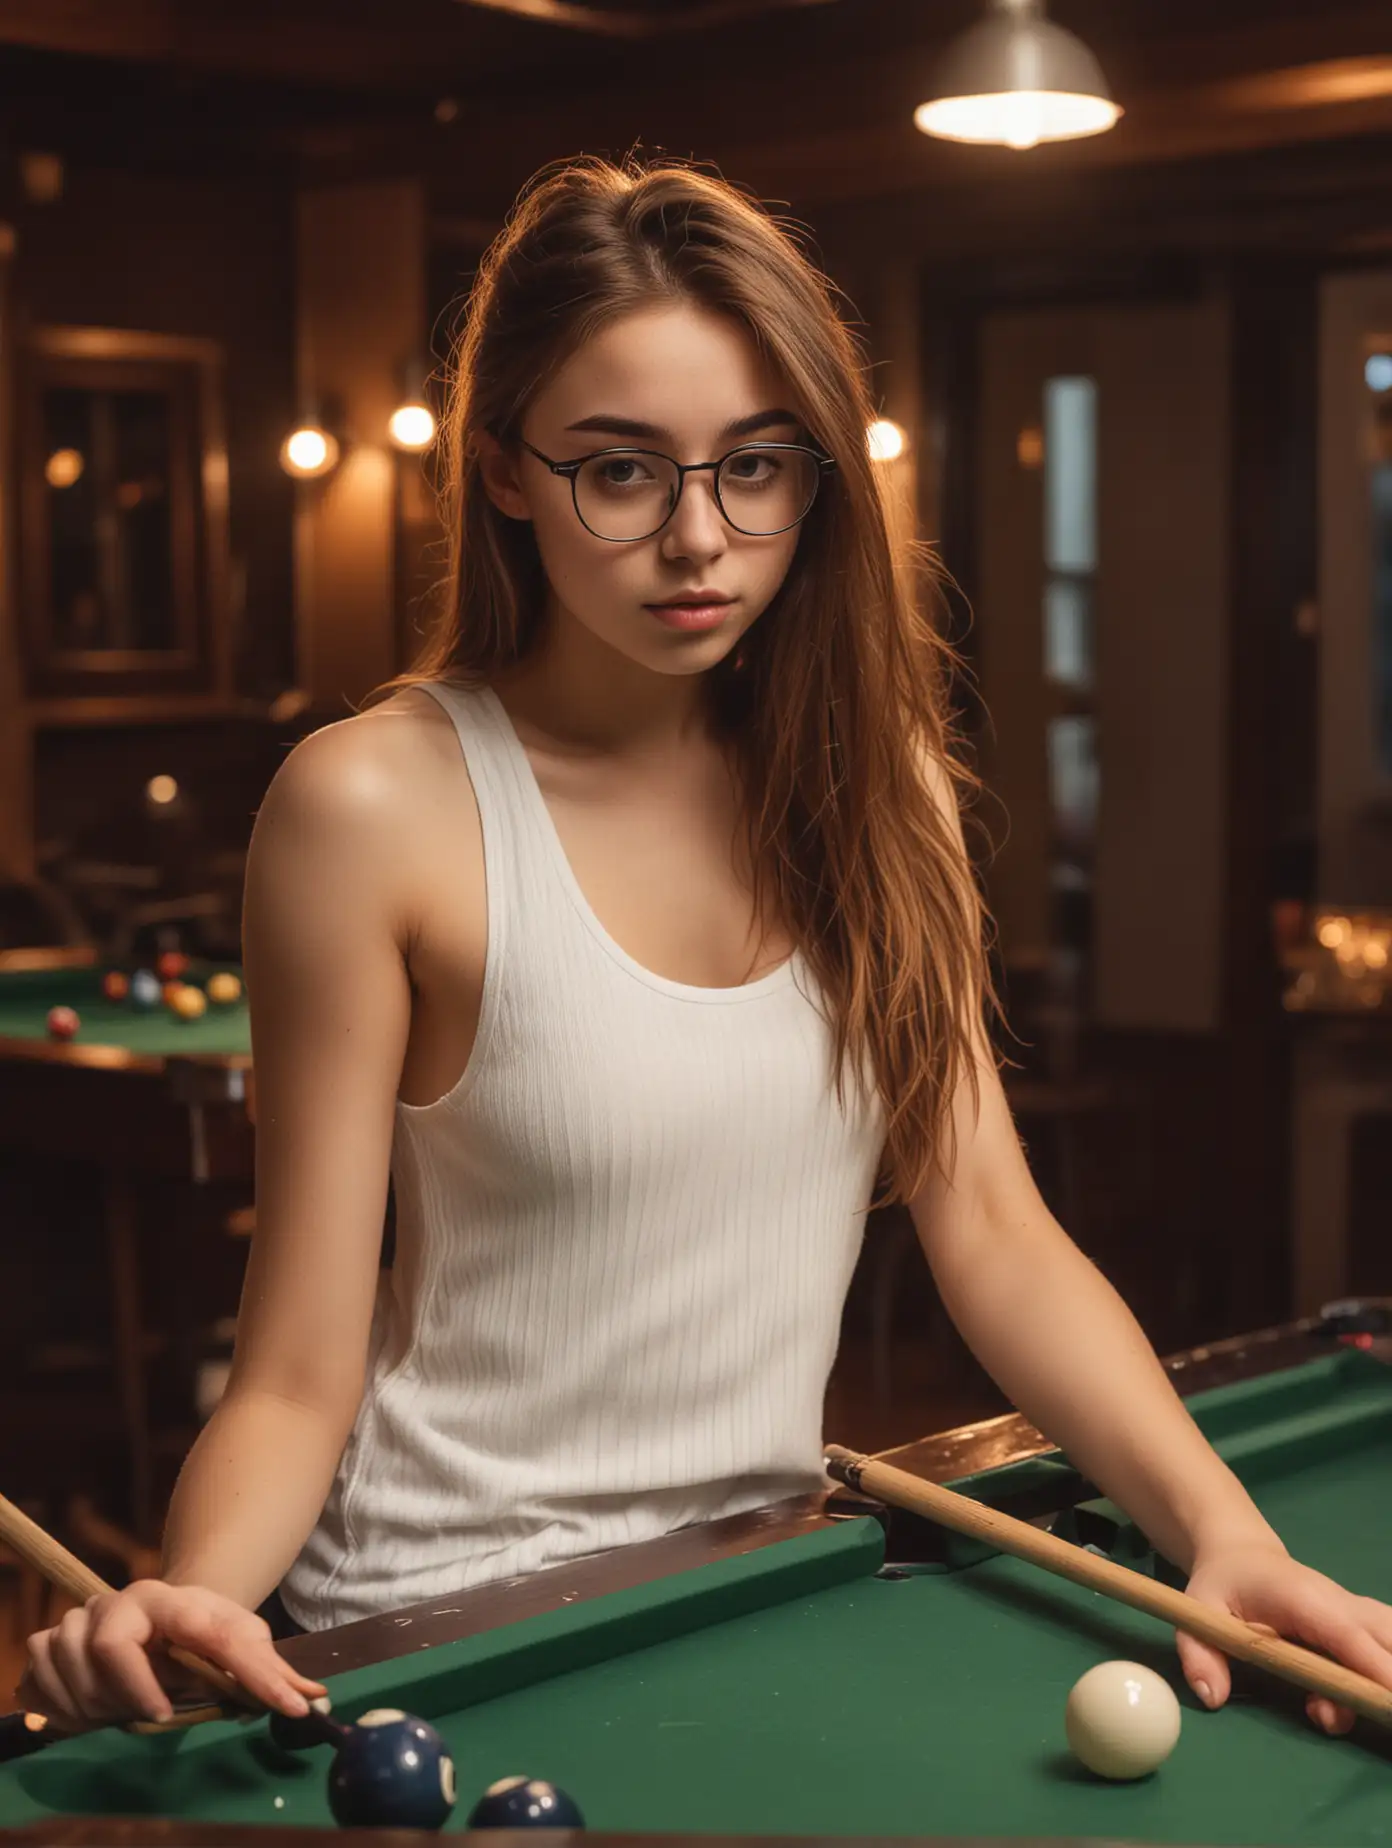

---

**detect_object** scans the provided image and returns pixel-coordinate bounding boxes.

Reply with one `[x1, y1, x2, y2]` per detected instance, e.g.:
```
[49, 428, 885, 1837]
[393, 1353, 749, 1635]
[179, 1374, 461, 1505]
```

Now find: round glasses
[522, 439, 835, 543]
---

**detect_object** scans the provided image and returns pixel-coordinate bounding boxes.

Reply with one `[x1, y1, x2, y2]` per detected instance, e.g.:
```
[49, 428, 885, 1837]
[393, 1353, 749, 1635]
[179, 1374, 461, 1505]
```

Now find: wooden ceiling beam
[4, 0, 1390, 107]
[716, 72, 1392, 210]
[0, 0, 531, 90]
[424, 2, 1390, 150]
[459, 0, 836, 34]
[4, 0, 1391, 210]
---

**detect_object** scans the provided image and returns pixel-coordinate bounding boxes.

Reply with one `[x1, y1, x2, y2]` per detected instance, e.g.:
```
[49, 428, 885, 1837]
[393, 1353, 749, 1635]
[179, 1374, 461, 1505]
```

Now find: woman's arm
[906, 742, 1277, 1575]
[908, 1053, 1278, 1577]
[161, 717, 417, 1608]
[904, 749, 1392, 1733]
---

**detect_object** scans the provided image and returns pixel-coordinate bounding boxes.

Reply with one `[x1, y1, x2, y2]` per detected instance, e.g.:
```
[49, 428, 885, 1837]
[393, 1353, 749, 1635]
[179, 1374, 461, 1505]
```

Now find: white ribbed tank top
[280, 678, 887, 1630]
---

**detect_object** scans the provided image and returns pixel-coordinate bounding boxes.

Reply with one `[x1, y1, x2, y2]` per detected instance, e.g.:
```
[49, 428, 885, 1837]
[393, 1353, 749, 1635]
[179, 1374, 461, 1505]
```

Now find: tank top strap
[414, 676, 578, 963]
[413, 677, 541, 851]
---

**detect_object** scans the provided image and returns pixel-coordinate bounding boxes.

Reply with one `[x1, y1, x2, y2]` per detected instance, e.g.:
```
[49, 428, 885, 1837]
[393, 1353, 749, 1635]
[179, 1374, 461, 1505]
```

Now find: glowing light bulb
[914, 91, 1120, 147]
[46, 448, 85, 489]
[279, 426, 340, 479]
[388, 403, 437, 452]
[867, 419, 907, 463]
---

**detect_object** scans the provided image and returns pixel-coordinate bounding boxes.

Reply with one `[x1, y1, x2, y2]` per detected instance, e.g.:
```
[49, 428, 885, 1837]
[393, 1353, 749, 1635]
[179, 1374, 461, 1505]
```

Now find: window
[20, 327, 228, 702]
[1043, 375, 1097, 690]
[1368, 351, 1392, 776]
[44, 384, 177, 654]
[1041, 376, 1099, 977]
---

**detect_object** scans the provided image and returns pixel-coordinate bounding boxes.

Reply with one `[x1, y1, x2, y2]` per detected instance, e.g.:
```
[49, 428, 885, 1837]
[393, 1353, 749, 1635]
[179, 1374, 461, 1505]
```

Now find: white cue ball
[1066, 1660, 1182, 1780]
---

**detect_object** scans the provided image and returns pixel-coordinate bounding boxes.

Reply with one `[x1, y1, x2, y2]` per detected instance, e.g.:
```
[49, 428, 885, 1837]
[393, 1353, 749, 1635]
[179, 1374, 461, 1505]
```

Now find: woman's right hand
[18, 1581, 327, 1731]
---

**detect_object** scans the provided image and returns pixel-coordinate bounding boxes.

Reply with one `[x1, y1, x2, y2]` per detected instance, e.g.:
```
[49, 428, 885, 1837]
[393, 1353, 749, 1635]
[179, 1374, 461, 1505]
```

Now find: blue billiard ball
[326, 1707, 457, 1831]
[466, 1777, 586, 1830]
[129, 970, 161, 1011]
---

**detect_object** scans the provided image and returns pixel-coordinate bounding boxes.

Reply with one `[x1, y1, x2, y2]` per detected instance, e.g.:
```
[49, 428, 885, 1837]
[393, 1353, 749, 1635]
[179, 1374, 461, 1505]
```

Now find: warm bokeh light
[866, 418, 907, 463]
[279, 426, 340, 479]
[146, 775, 179, 806]
[388, 403, 437, 452]
[45, 448, 85, 489]
[914, 90, 1120, 149]
[1283, 908, 1391, 1010]
[1017, 425, 1045, 469]
[20, 151, 64, 204]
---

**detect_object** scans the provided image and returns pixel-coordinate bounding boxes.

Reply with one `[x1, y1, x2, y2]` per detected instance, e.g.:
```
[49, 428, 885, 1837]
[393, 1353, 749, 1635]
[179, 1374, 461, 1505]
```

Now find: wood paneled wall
[293, 180, 427, 711]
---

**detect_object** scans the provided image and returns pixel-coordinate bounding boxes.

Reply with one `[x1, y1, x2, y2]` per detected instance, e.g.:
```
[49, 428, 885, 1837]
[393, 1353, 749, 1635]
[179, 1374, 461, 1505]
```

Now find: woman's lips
[643, 599, 736, 631]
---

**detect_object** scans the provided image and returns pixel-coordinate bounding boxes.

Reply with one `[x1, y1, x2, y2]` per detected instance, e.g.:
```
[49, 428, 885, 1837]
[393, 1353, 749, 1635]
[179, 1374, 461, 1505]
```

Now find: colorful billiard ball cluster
[269, 1698, 585, 1834]
[1066, 1660, 1182, 1780]
[45, 959, 243, 1041]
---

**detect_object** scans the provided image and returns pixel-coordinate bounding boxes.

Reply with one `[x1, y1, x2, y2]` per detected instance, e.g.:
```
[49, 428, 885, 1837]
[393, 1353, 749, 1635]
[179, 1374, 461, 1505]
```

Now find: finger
[1353, 1596, 1392, 1657]
[155, 1643, 315, 1722]
[83, 1602, 177, 1724]
[20, 1632, 90, 1732]
[1175, 1629, 1230, 1709]
[49, 1608, 129, 1725]
[1306, 1695, 1356, 1736]
[1250, 1612, 1382, 1728]
[1304, 1609, 1392, 1694]
[152, 1601, 312, 1717]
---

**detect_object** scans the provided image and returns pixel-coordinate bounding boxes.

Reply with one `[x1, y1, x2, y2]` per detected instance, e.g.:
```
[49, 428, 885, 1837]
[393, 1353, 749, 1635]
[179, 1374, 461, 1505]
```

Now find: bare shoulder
[247, 685, 480, 944]
[257, 687, 461, 834]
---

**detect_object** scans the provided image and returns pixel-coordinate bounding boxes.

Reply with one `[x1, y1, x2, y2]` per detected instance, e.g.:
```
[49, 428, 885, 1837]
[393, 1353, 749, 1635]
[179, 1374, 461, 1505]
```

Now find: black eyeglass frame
[520, 438, 837, 542]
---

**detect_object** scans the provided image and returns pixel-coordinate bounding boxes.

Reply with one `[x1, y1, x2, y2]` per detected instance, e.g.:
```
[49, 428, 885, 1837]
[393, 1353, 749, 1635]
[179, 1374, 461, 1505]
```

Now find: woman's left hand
[1179, 1540, 1392, 1735]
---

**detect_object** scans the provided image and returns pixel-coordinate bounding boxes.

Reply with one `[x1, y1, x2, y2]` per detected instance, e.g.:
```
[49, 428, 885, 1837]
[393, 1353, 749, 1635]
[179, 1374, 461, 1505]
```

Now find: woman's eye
[598, 458, 650, 486]
[725, 452, 781, 485]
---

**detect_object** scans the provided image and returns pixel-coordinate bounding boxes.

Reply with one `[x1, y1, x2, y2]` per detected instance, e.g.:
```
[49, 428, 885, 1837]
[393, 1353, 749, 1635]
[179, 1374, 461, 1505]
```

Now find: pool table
[3, 1312, 1391, 1846]
[0, 951, 253, 1533]
[0, 955, 252, 1175]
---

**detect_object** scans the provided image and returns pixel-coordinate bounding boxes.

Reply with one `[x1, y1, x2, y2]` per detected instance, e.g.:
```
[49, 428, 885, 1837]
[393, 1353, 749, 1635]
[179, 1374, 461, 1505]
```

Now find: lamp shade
[915, 0, 1121, 148]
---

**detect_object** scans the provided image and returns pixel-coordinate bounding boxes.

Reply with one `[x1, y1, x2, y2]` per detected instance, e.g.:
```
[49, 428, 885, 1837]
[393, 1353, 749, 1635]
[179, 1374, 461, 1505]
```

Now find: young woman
[21, 155, 1392, 1737]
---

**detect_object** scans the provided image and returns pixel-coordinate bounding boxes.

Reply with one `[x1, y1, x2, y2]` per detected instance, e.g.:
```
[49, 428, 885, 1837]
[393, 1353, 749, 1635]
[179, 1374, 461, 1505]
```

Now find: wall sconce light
[388, 359, 438, 454]
[867, 418, 908, 463]
[914, 0, 1121, 150]
[45, 447, 85, 489]
[388, 402, 437, 453]
[279, 408, 342, 480]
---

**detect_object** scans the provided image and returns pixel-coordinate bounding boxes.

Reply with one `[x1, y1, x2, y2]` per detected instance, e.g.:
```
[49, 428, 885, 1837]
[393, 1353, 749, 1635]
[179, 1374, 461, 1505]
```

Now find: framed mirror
[19, 326, 230, 703]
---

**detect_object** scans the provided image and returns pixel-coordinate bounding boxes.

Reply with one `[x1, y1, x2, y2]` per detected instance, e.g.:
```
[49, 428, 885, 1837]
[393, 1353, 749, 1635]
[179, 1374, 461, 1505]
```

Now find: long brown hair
[386, 152, 996, 1205]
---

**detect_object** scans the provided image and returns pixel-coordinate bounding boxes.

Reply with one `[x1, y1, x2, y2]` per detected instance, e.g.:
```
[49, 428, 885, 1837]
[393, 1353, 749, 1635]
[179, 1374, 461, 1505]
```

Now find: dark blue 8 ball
[327, 1707, 457, 1830]
[467, 1776, 585, 1829]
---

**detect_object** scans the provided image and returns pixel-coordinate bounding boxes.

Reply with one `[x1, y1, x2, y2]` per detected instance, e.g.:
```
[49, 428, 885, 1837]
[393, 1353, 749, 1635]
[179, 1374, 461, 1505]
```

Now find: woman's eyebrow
[562, 408, 802, 441]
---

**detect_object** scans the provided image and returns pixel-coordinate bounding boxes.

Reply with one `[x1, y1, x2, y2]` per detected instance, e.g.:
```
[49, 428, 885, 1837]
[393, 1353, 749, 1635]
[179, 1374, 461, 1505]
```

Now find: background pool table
[2, 1315, 1391, 1846]
[0, 953, 254, 1538]
[0, 957, 252, 1171]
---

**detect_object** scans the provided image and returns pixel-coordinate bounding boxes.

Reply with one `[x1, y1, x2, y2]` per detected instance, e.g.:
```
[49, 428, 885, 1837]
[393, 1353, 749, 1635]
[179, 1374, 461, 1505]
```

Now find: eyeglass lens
[574, 446, 820, 541]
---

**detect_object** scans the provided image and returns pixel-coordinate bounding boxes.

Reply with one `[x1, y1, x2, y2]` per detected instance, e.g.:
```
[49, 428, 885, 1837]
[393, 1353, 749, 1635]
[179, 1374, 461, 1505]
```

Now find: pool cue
[824, 1443, 1392, 1731]
[0, 1489, 257, 1736]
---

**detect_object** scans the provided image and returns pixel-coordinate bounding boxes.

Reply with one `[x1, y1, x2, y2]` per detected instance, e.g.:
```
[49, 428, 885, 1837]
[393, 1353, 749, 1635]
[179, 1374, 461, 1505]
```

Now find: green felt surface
[5, 1352, 1392, 1841]
[0, 965, 249, 1060]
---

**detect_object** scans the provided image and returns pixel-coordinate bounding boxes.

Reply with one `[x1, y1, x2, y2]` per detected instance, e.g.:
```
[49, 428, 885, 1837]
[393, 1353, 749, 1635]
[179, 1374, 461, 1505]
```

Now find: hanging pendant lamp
[914, 0, 1121, 150]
